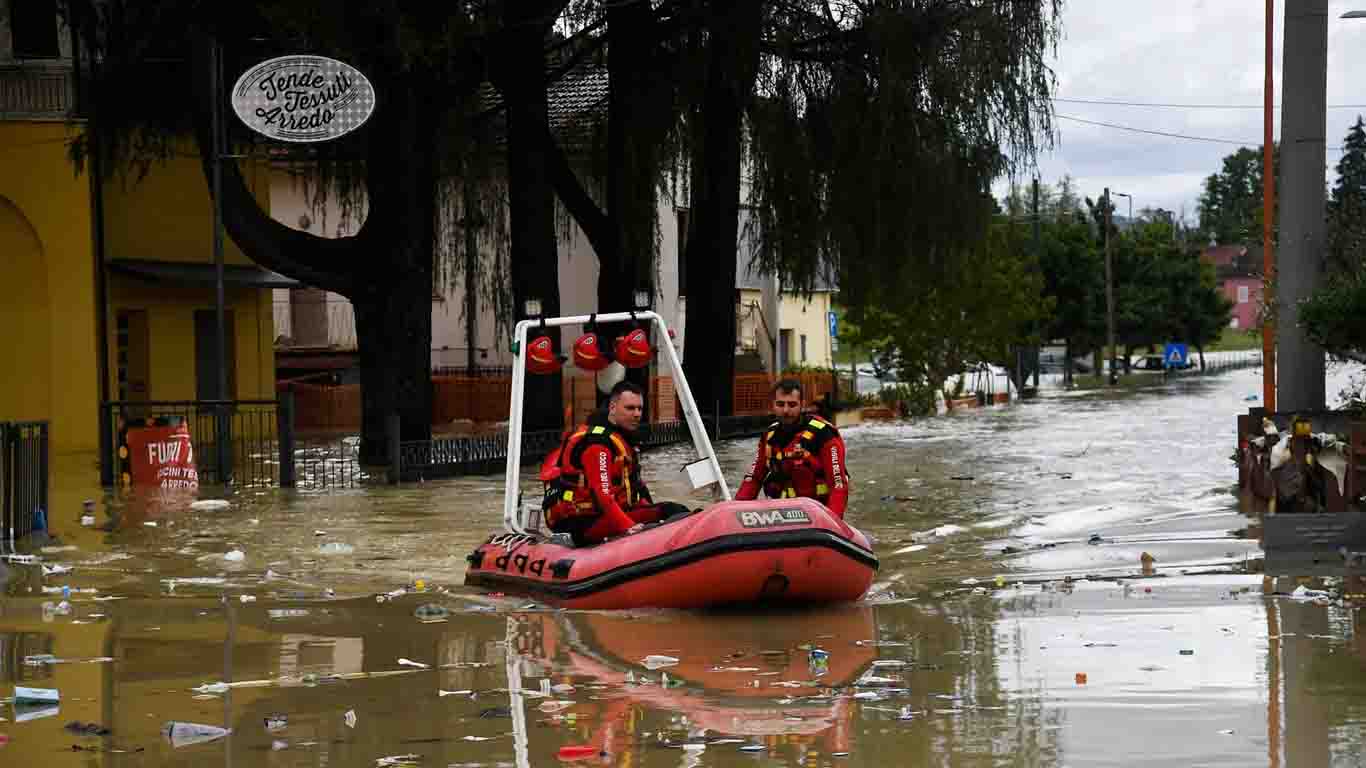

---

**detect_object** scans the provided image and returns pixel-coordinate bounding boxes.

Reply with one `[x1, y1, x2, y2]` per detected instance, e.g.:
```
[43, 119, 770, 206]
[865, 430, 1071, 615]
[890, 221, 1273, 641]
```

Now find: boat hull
[464, 498, 877, 610]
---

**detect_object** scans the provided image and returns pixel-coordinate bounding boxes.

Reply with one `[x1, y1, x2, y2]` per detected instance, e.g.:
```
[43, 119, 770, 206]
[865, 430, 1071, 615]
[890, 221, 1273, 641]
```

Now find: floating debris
[163, 722, 231, 748]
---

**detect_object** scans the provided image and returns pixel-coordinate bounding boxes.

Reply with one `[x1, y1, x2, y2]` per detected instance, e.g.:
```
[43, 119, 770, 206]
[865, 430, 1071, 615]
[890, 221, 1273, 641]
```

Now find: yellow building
[736, 267, 836, 373]
[1, 5, 284, 459]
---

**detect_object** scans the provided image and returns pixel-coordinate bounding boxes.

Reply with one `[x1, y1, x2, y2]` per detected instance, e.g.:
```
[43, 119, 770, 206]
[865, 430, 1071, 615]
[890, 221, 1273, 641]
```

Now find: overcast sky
[994, 0, 1366, 221]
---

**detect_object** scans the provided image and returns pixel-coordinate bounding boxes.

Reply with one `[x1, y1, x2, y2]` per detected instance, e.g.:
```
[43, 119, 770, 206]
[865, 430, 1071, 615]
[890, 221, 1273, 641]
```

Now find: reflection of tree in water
[872, 597, 1065, 766]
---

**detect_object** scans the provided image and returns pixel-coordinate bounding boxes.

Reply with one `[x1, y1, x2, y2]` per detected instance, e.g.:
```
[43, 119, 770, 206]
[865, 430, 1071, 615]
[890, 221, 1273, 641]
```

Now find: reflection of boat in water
[465, 311, 877, 609]
[508, 606, 879, 751]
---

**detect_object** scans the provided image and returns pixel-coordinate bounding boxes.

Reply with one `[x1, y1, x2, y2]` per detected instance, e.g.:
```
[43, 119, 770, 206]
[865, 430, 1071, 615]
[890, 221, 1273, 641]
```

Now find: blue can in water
[809, 648, 830, 676]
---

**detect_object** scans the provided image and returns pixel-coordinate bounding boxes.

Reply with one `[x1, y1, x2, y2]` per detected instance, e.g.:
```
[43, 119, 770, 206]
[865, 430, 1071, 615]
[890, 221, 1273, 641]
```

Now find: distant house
[1200, 244, 1262, 331]
[734, 212, 837, 374]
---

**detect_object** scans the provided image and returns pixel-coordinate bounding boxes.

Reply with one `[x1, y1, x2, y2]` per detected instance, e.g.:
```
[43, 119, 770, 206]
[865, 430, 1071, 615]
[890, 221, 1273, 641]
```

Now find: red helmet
[571, 332, 611, 371]
[614, 329, 652, 368]
[526, 335, 560, 375]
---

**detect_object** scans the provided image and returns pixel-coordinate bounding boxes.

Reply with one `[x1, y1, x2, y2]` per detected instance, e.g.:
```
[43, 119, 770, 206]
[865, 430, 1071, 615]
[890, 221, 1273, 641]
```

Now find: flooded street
[3, 365, 1365, 766]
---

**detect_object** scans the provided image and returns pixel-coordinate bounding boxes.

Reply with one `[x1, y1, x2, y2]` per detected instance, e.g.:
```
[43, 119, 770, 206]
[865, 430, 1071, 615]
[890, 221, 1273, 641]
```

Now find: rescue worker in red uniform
[736, 379, 850, 518]
[541, 381, 688, 545]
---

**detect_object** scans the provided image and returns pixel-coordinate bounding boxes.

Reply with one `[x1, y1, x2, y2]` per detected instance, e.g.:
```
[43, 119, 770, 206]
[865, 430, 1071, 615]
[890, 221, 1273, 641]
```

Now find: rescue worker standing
[542, 381, 687, 545]
[736, 379, 850, 518]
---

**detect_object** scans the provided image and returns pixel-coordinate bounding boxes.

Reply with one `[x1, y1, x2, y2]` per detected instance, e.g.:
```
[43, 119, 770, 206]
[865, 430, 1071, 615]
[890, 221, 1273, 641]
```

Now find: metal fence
[95, 400, 774, 489]
[294, 435, 370, 489]
[1, 421, 49, 545]
[101, 399, 290, 488]
[100, 397, 376, 491]
[431, 365, 515, 378]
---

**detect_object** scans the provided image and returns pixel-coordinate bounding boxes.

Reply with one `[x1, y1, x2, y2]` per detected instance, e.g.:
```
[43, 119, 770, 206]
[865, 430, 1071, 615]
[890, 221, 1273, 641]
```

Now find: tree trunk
[683, 0, 765, 422]
[353, 67, 439, 462]
[191, 34, 437, 462]
[1197, 344, 1207, 372]
[1063, 339, 1074, 387]
[602, 2, 674, 413]
[354, 288, 432, 465]
[499, 3, 566, 432]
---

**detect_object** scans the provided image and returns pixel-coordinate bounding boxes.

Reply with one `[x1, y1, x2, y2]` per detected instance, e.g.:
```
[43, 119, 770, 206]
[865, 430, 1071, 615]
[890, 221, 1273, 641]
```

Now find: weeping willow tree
[64, 0, 584, 459]
[551, 0, 1062, 416]
[739, 0, 1061, 402]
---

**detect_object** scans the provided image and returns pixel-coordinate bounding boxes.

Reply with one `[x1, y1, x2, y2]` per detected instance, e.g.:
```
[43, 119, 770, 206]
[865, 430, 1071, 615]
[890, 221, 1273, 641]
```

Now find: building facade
[1, 1, 281, 455]
[1201, 244, 1263, 331]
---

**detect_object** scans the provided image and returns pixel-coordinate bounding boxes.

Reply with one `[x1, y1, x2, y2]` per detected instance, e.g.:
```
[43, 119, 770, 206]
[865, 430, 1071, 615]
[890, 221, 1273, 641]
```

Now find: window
[10, 0, 60, 59]
[800, 334, 808, 362]
[1230, 317, 1240, 329]
[676, 208, 689, 298]
[1237, 285, 1249, 304]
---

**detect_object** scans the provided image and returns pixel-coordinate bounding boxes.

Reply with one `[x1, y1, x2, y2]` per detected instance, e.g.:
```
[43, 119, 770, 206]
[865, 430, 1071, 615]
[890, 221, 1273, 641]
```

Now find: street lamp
[1111, 191, 1133, 223]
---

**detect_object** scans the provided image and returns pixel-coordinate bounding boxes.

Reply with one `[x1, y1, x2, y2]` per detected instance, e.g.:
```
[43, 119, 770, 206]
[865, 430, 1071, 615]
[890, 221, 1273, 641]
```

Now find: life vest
[541, 421, 646, 529]
[761, 416, 841, 504]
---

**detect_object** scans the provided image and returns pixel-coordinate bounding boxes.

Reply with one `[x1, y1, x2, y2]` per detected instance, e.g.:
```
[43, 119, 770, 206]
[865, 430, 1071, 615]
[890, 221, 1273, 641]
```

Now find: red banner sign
[124, 424, 199, 489]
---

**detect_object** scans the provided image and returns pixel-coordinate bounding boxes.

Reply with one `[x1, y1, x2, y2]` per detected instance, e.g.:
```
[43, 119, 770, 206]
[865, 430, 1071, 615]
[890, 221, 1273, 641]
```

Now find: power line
[1055, 113, 1347, 152]
[1056, 96, 1366, 110]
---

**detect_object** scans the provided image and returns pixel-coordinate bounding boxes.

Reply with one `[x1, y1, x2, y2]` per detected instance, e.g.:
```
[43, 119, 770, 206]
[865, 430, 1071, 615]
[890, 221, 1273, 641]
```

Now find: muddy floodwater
[3, 365, 1364, 766]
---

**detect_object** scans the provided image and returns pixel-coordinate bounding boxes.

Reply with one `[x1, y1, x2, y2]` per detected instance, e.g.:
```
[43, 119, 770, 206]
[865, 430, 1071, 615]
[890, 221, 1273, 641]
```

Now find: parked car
[1130, 354, 1195, 372]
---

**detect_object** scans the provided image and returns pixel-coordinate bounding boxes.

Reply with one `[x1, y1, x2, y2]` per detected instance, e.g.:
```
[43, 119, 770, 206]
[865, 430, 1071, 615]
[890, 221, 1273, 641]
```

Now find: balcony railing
[273, 296, 358, 351]
[0, 64, 74, 120]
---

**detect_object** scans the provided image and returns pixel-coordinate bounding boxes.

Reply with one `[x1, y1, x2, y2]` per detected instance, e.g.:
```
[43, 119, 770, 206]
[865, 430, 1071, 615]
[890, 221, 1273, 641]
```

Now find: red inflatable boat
[465, 496, 876, 610]
[465, 310, 877, 610]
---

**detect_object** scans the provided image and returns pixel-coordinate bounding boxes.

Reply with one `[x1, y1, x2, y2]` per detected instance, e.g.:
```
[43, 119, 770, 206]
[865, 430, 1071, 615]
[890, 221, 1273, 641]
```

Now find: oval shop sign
[231, 55, 376, 143]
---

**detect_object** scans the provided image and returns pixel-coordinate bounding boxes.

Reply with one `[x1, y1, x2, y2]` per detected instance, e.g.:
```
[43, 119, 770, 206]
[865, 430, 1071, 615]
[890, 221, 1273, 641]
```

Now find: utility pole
[1261, 0, 1277, 412]
[209, 37, 232, 485]
[1104, 187, 1117, 385]
[1277, 0, 1328, 411]
[1030, 178, 1041, 390]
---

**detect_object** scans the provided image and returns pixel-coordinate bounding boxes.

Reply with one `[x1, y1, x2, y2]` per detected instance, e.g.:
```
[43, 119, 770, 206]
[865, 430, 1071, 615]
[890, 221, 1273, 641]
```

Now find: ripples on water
[1, 365, 1363, 766]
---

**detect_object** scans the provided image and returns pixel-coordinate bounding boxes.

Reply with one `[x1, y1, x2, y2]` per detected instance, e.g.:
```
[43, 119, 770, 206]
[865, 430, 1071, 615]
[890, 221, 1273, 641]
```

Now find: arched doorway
[0, 195, 52, 422]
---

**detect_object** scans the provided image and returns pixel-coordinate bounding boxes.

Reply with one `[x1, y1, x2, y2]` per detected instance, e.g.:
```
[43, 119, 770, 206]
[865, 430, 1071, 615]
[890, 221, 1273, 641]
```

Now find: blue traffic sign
[1163, 342, 1188, 368]
[828, 311, 838, 338]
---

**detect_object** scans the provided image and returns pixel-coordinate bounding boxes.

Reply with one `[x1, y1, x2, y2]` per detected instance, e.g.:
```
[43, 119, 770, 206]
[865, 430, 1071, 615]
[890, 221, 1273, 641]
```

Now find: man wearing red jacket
[736, 379, 850, 518]
[542, 381, 687, 545]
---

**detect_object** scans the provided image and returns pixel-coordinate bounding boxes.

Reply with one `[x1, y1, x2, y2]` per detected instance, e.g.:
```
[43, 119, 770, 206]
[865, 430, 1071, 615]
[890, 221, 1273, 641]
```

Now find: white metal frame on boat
[501, 310, 732, 534]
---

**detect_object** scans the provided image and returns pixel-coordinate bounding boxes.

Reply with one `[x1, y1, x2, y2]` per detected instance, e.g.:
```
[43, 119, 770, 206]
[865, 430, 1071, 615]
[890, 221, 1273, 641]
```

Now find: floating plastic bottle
[640, 655, 679, 670]
[14, 686, 59, 704]
[163, 721, 231, 748]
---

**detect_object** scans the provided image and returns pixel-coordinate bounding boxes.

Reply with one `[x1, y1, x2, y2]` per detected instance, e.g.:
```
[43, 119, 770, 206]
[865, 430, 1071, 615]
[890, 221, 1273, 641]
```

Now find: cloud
[996, 0, 1366, 219]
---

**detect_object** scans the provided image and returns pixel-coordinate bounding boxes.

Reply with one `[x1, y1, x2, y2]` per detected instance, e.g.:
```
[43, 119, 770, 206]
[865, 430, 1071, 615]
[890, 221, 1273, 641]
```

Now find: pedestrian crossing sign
[1163, 342, 1188, 368]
